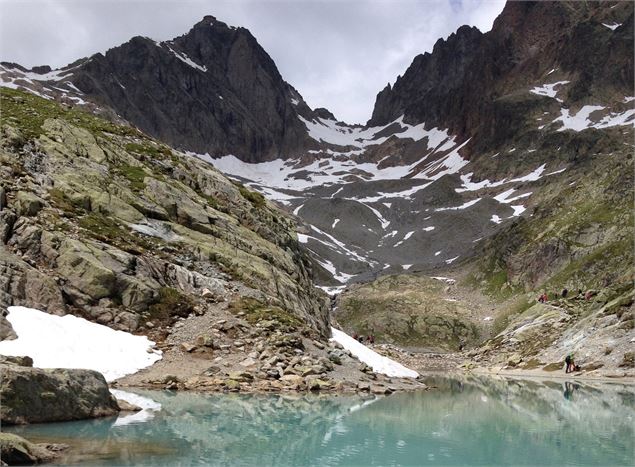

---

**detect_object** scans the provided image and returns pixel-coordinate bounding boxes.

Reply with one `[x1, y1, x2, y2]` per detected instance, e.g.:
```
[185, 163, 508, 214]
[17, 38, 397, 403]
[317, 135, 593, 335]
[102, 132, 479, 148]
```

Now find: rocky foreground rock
[0, 357, 119, 425]
[0, 433, 67, 465]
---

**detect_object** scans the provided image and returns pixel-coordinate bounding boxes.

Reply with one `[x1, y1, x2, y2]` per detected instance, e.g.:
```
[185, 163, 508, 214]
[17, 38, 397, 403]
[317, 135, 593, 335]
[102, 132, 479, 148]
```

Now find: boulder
[116, 399, 142, 412]
[0, 433, 67, 465]
[228, 371, 253, 382]
[0, 364, 119, 424]
[15, 191, 44, 217]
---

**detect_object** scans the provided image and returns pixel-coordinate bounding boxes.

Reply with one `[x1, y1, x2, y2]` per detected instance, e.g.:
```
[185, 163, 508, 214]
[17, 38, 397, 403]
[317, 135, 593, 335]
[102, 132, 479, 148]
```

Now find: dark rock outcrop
[0, 361, 119, 425]
[368, 1, 634, 156]
[65, 16, 314, 162]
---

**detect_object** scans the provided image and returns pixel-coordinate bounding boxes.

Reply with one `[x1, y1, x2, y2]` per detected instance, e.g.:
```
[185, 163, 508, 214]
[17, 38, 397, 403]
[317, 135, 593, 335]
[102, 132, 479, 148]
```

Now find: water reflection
[7, 376, 634, 466]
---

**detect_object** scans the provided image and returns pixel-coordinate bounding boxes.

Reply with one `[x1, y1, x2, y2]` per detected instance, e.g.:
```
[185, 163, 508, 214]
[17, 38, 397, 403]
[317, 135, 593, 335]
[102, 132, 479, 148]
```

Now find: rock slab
[0, 363, 119, 425]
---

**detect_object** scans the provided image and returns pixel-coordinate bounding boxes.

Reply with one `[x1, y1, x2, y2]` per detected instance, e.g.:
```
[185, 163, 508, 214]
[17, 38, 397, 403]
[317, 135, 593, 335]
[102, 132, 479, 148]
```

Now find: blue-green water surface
[6, 376, 634, 466]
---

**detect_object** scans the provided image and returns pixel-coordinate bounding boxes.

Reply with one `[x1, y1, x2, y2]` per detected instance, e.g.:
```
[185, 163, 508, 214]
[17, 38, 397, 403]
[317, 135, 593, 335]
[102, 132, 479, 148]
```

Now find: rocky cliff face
[1, 16, 323, 162]
[0, 87, 329, 337]
[369, 1, 634, 156]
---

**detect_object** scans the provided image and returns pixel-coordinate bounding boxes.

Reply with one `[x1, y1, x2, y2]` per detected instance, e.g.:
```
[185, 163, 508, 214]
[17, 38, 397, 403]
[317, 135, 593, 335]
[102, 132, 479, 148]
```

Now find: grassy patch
[49, 188, 83, 216]
[228, 297, 302, 329]
[0, 87, 139, 141]
[148, 287, 194, 320]
[124, 142, 172, 160]
[116, 164, 147, 192]
[237, 184, 266, 208]
[78, 212, 152, 254]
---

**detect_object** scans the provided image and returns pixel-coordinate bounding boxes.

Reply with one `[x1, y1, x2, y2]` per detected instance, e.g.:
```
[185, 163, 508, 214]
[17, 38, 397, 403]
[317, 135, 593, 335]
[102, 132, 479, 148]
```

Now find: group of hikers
[351, 332, 375, 345]
[538, 288, 596, 303]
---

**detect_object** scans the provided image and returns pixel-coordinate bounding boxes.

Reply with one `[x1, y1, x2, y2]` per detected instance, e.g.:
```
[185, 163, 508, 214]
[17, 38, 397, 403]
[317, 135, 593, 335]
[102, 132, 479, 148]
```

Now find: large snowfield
[0, 306, 162, 381]
[330, 327, 418, 378]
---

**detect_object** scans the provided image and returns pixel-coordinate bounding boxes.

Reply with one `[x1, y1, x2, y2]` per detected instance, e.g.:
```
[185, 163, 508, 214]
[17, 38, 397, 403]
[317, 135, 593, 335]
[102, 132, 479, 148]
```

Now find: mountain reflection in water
[7, 375, 634, 466]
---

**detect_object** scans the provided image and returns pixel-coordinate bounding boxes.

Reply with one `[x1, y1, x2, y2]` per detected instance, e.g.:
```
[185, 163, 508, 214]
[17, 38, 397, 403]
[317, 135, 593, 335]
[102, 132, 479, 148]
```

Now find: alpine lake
[5, 375, 634, 466]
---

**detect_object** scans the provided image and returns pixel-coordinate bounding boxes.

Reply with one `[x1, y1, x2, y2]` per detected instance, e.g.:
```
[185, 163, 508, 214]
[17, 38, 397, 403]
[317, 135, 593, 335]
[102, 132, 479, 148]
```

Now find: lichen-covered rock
[0, 363, 119, 424]
[0, 88, 329, 338]
[14, 191, 43, 217]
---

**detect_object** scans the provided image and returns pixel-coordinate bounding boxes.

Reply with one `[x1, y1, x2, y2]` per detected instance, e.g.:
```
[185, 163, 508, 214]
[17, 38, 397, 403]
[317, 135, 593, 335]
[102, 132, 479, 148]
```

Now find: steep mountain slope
[0, 87, 328, 337]
[0, 16, 322, 162]
[1, 2, 632, 300]
[210, 1, 634, 292]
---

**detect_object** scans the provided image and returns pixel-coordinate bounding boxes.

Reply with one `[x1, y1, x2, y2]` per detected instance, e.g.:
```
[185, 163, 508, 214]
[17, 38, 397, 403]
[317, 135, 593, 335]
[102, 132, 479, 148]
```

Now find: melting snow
[402, 264, 412, 270]
[602, 22, 621, 30]
[330, 327, 418, 378]
[491, 214, 502, 224]
[552, 105, 635, 132]
[332, 218, 340, 229]
[299, 114, 453, 151]
[0, 306, 162, 382]
[111, 390, 162, 426]
[530, 81, 570, 102]
[435, 198, 481, 211]
[445, 256, 459, 264]
[166, 45, 207, 72]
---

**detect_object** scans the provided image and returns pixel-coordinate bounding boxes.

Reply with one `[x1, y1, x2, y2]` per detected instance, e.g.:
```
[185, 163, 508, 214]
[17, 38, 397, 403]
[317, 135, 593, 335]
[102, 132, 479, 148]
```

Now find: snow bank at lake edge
[0, 306, 162, 382]
[330, 327, 418, 378]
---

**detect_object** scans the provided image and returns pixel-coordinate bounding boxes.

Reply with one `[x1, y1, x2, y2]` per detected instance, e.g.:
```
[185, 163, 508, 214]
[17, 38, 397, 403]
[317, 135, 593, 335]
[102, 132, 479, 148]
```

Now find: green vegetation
[116, 164, 147, 192]
[228, 297, 302, 329]
[49, 188, 83, 216]
[0, 87, 139, 140]
[337, 275, 480, 349]
[237, 184, 266, 208]
[148, 287, 194, 321]
[78, 212, 153, 254]
[124, 142, 172, 160]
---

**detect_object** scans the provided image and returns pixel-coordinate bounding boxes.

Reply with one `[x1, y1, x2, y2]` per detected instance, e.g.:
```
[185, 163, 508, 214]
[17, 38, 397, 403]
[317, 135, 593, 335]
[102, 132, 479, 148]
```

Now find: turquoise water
[6, 376, 634, 466]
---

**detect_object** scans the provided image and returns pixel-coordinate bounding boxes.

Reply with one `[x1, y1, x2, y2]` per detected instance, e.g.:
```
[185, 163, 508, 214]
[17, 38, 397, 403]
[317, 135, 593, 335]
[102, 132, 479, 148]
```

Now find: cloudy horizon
[0, 0, 506, 123]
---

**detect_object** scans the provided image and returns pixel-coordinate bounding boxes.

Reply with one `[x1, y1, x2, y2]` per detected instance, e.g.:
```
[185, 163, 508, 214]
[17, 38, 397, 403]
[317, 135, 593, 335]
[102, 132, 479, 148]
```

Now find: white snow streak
[330, 327, 418, 378]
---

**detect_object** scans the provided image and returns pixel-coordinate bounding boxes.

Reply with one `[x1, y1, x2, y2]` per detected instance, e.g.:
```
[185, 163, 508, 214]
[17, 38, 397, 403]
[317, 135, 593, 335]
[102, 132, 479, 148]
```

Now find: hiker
[352, 332, 358, 341]
[538, 294, 544, 303]
[368, 334, 375, 345]
[357, 335, 365, 343]
[565, 353, 575, 373]
[562, 288, 568, 298]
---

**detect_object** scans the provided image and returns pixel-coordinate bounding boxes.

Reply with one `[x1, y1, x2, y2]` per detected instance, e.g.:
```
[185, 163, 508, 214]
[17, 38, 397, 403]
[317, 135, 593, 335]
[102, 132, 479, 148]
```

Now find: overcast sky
[0, 0, 505, 123]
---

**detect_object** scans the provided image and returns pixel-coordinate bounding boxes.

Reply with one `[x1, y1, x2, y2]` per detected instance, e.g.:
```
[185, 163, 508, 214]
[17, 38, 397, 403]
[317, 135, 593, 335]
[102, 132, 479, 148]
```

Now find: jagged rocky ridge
[1, 3, 632, 294]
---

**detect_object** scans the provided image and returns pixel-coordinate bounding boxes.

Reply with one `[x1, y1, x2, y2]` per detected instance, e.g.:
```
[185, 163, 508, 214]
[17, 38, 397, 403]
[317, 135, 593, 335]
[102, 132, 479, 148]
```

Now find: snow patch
[0, 307, 161, 382]
[530, 81, 570, 102]
[166, 45, 207, 72]
[602, 22, 621, 30]
[111, 390, 162, 426]
[435, 198, 481, 211]
[330, 327, 418, 378]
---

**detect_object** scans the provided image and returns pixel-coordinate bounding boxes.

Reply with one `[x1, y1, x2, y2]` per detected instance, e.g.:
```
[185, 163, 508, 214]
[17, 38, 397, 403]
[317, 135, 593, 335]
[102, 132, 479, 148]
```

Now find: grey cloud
[0, 0, 505, 123]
